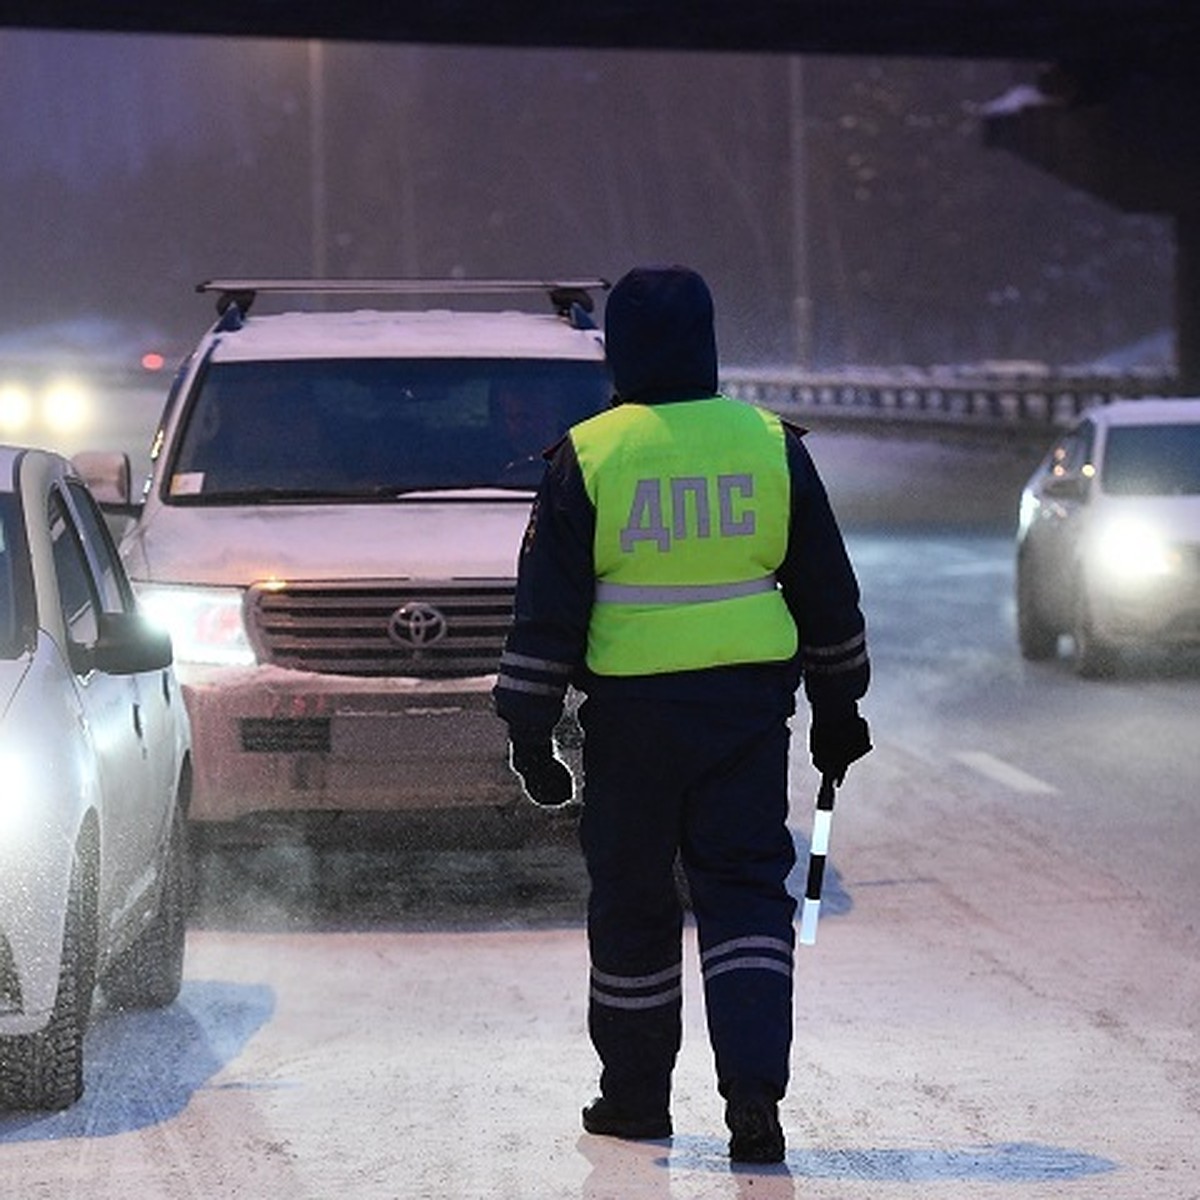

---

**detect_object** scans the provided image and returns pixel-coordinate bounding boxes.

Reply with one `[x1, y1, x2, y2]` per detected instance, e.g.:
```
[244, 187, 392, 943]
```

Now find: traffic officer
[493, 264, 871, 1164]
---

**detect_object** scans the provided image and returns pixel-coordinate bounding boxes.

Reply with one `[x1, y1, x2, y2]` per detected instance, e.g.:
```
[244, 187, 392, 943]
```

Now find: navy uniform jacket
[493, 408, 870, 737]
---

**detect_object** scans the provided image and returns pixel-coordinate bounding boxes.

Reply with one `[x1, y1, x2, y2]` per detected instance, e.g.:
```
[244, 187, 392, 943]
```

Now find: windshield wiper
[181, 483, 536, 503]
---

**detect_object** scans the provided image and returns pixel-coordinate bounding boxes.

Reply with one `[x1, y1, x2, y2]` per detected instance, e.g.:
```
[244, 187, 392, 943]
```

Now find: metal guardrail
[721, 368, 1183, 432]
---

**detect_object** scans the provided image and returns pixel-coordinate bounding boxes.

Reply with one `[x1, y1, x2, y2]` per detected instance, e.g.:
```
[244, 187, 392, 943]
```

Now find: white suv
[82, 280, 609, 828]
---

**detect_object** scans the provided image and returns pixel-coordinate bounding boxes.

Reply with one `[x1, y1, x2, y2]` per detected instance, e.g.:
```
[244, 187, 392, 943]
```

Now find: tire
[1073, 585, 1117, 679]
[0, 859, 93, 1111]
[102, 808, 187, 1010]
[1016, 556, 1058, 660]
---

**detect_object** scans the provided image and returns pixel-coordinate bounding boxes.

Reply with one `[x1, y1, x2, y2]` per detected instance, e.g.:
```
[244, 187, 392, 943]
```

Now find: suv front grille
[248, 580, 515, 678]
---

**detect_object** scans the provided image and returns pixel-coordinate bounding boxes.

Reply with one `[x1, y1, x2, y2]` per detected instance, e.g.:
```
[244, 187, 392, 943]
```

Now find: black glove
[810, 707, 872, 786]
[509, 737, 574, 808]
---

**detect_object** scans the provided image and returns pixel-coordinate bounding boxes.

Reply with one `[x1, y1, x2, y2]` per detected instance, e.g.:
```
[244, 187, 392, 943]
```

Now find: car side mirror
[87, 611, 174, 676]
[73, 451, 131, 505]
[1041, 473, 1089, 501]
[73, 451, 143, 539]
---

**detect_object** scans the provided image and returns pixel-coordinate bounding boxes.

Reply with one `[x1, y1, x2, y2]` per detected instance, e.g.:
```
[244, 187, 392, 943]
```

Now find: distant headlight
[0, 383, 34, 434]
[1091, 518, 1176, 581]
[42, 378, 92, 434]
[135, 583, 256, 666]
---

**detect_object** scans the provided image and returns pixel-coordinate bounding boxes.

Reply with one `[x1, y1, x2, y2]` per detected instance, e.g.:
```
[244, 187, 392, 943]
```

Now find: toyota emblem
[388, 602, 448, 647]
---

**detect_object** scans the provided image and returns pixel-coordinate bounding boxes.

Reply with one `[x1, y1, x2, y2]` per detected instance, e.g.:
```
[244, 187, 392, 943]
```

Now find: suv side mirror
[72, 451, 142, 538]
[73, 451, 131, 505]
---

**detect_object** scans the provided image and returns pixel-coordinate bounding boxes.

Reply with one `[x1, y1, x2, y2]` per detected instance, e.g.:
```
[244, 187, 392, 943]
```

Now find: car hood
[124, 495, 536, 586]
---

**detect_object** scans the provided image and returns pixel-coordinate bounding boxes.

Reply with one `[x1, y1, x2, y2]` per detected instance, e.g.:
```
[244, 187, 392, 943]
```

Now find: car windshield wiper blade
[187, 486, 356, 501]
[188, 483, 535, 502]
[386, 483, 539, 499]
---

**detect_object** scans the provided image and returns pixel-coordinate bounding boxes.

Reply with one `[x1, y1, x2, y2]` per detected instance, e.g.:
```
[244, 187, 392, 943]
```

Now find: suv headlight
[134, 583, 256, 666]
[1091, 518, 1175, 582]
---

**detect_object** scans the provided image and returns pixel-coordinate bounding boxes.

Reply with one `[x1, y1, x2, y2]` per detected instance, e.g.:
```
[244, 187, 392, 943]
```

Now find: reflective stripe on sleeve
[494, 673, 567, 697]
[495, 648, 574, 700]
[800, 630, 868, 675]
[801, 632, 866, 660]
[499, 650, 574, 675]
[802, 648, 869, 675]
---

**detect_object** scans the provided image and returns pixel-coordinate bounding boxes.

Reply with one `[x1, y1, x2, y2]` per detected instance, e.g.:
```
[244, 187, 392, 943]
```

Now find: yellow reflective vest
[570, 396, 798, 675]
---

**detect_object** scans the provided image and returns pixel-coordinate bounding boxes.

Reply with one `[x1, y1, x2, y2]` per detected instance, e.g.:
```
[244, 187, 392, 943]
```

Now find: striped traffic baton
[798, 774, 837, 946]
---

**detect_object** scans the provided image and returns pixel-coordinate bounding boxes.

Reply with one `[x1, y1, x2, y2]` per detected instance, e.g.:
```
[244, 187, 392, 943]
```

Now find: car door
[69, 477, 180, 826]
[48, 486, 160, 935]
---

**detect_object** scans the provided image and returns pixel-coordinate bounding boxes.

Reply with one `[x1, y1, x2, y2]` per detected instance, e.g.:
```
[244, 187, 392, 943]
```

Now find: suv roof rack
[197, 278, 611, 326]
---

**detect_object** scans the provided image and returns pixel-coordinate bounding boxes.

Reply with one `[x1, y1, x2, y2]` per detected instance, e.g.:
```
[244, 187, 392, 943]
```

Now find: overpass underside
[983, 66, 1200, 391]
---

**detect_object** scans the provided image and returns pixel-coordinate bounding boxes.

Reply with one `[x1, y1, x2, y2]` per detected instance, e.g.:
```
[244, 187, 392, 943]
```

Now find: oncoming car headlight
[135, 583, 256, 667]
[0, 377, 94, 436]
[0, 383, 34, 434]
[1091, 518, 1176, 582]
[42, 378, 92, 434]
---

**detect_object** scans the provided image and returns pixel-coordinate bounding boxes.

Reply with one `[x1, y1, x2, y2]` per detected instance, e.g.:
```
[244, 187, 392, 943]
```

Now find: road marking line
[952, 750, 1059, 794]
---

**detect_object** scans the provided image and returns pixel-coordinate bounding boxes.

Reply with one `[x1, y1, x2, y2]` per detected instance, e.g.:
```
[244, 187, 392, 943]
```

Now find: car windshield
[165, 357, 612, 502]
[1101, 423, 1200, 496]
[0, 497, 21, 658]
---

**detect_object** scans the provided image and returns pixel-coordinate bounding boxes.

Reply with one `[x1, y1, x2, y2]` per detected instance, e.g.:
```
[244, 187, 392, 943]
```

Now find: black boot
[582, 1096, 673, 1140]
[726, 1088, 785, 1163]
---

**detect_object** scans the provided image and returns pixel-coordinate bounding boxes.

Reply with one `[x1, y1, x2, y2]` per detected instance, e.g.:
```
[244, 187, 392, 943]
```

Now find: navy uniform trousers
[577, 684, 798, 1116]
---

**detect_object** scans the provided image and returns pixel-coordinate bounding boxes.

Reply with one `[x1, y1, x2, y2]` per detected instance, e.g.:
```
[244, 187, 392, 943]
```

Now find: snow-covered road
[3, 430, 1197, 1198]
[5, 747, 1194, 1199]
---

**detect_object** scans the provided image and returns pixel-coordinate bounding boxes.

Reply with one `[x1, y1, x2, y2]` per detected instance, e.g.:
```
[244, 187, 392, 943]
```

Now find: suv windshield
[165, 357, 612, 502]
[1101, 424, 1200, 496]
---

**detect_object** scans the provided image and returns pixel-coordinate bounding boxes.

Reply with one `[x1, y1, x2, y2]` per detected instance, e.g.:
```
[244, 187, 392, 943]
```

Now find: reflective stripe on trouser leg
[700, 935, 794, 1100]
[588, 962, 683, 1113]
[579, 698, 688, 1115]
[681, 717, 797, 1098]
[578, 687, 797, 1108]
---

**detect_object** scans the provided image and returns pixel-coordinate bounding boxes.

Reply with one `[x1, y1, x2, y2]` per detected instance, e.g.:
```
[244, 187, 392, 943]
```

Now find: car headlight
[1091, 518, 1175, 581]
[0, 383, 33, 434]
[42, 377, 92, 434]
[0, 751, 33, 833]
[134, 583, 256, 666]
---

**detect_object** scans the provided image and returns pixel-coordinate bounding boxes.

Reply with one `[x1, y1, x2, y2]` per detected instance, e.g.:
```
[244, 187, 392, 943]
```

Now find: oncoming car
[1016, 397, 1200, 676]
[79, 279, 610, 834]
[0, 447, 192, 1111]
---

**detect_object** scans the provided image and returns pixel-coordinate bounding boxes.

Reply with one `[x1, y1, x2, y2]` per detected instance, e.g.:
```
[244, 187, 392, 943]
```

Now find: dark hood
[603, 265, 718, 404]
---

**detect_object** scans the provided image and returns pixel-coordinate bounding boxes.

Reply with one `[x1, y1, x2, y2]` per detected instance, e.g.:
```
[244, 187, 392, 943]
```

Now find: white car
[1016, 397, 1200, 675]
[80, 280, 609, 828]
[0, 446, 192, 1111]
